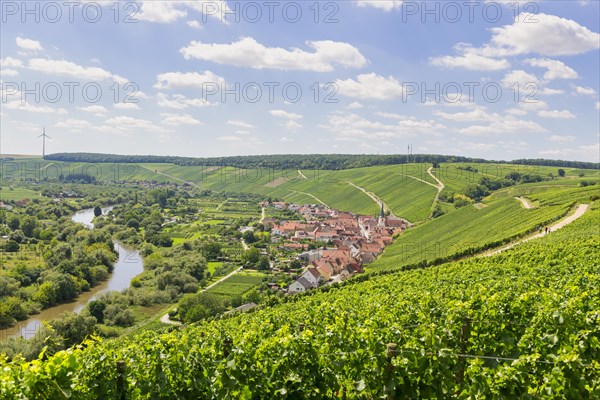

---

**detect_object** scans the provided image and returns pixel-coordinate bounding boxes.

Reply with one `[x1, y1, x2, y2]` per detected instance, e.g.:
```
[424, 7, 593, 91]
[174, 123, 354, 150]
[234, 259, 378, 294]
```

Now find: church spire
[380, 201, 385, 218]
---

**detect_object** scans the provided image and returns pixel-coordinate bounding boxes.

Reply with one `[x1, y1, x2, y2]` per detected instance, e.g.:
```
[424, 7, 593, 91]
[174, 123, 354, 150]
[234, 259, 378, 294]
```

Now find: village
[259, 201, 409, 294]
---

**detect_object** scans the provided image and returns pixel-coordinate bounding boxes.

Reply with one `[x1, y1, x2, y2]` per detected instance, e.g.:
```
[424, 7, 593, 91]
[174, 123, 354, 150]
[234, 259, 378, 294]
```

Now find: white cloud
[375, 112, 410, 120]
[227, 120, 253, 129]
[321, 112, 445, 141]
[104, 116, 159, 132]
[336, 73, 404, 100]
[16, 37, 43, 51]
[280, 136, 294, 143]
[55, 119, 93, 129]
[156, 92, 214, 109]
[430, 51, 510, 71]
[114, 103, 141, 110]
[180, 37, 367, 72]
[1, 57, 23, 68]
[596, 101, 600, 110]
[485, 13, 600, 56]
[436, 14, 599, 72]
[283, 120, 303, 131]
[4, 100, 67, 114]
[524, 58, 578, 80]
[27, 58, 120, 81]
[137, 1, 187, 23]
[154, 71, 225, 89]
[501, 70, 540, 88]
[540, 87, 565, 95]
[549, 135, 576, 142]
[538, 109, 576, 119]
[187, 20, 202, 29]
[355, 0, 403, 11]
[77, 105, 108, 116]
[160, 113, 202, 126]
[0, 69, 19, 77]
[347, 101, 364, 109]
[270, 110, 303, 120]
[574, 86, 596, 96]
[435, 107, 499, 122]
[458, 117, 546, 136]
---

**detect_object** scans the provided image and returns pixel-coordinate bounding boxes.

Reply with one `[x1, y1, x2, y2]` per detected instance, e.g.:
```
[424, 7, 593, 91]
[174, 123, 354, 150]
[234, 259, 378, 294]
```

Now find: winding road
[485, 204, 589, 256]
[346, 181, 397, 219]
[515, 196, 534, 209]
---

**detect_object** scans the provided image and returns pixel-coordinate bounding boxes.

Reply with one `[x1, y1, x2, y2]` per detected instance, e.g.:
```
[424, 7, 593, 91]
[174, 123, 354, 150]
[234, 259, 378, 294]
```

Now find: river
[0, 207, 144, 340]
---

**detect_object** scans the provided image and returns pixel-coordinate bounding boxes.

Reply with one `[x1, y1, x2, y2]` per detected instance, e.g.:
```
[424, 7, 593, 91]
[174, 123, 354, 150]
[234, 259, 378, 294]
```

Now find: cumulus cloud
[320, 112, 445, 141]
[227, 120, 253, 129]
[269, 110, 303, 120]
[524, 58, 578, 80]
[77, 105, 108, 116]
[156, 93, 214, 109]
[27, 58, 123, 81]
[355, 0, 403, 11]
[160, 113, 203, 126]
[538, 109, 576, 119]
[16, 37, 43, 51]
[336, 73, 404, 100]
[430, 51, 510, 71]
[180, 37, 367, 72]
[574, 86, 596, 96]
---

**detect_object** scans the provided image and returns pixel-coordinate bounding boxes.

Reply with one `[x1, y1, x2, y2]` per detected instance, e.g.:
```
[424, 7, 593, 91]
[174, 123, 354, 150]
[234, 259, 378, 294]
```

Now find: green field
[0, 187, 41, 202]
[206, 271, 266, 299]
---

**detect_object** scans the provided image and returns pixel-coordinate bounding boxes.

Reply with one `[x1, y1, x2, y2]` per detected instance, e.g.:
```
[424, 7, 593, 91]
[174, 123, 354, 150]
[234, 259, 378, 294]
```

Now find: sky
[0, 0, 599, 162]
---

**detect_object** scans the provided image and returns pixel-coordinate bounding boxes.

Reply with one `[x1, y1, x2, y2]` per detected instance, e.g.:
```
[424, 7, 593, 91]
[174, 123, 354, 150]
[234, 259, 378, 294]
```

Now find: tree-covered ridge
[42, 153, 600, 170]
[1, 206, 598, 399]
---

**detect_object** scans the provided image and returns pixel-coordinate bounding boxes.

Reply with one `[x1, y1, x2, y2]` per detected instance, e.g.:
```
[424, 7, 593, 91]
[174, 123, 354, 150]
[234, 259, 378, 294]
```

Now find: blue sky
[1, 1, 599, 161]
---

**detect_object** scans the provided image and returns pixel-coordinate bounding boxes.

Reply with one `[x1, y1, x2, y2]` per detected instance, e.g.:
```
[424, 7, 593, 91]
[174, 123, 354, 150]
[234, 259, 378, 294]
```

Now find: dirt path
[140, 165, 197, 187]
[259, 207, 266, 223]
[297, 170, 307, 179]
[397, 173, 438, 189]
[427, 167, 445, 190]
[515, 196, 534, 209]
[345, 181, 398, 219]
[287, 190, 329, 207]
[485, 204, 589, 256]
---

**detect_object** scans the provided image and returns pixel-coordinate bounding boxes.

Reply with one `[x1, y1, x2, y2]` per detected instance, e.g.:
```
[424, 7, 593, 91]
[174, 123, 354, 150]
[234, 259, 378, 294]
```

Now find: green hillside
[2, 206, 598, 399]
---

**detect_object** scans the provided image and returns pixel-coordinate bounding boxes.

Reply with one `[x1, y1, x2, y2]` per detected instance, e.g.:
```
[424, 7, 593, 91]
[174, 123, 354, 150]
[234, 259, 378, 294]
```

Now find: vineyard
[1, 206, 598, 398]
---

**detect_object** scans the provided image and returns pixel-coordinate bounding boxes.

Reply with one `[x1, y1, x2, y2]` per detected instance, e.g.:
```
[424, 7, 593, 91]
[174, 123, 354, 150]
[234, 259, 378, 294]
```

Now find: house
[288, 277, 313, 293]
[300, 268, 322, 287]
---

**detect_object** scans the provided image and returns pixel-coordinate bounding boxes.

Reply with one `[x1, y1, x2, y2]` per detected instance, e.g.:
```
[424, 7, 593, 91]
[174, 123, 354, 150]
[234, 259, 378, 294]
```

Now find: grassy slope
[369, 196, 575, 271]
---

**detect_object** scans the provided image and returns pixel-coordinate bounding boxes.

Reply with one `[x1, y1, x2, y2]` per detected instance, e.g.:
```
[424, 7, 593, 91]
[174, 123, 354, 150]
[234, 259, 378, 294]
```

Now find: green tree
[49, 312, 97, 348]
[20, 216, 37, 237]
[93, 206, 102, 217]
[4, 240, 20, 252]
[87, 300, 106, 324]
[7, 215, 20, 231]
[558, 169, 566, 177]
[241, 247, 260, 266]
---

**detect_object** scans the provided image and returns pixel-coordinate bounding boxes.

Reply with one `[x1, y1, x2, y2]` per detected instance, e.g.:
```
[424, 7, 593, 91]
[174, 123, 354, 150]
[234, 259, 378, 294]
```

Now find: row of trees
[46, 152, 600, 170]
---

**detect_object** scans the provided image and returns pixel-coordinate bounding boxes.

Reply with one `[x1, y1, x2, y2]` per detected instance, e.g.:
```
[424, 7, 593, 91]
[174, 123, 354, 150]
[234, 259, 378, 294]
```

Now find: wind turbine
[38, 127, 51, 159]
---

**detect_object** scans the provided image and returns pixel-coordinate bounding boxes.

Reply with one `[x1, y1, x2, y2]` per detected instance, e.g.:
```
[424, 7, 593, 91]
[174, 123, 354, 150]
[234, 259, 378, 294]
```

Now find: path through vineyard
[486, 203, 589, 256]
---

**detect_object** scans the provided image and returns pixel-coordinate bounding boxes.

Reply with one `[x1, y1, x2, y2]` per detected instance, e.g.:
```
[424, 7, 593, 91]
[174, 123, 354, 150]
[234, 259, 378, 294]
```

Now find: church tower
[378, 201, 386, 227]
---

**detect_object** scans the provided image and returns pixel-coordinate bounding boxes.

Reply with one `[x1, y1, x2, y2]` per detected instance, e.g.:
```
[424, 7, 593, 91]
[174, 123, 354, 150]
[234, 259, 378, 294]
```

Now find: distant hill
[44, 152, 599, 170]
